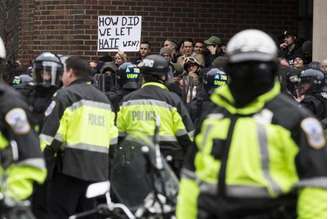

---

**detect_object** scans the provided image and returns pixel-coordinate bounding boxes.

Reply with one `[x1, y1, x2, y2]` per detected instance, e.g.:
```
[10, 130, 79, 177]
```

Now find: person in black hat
[279, 30, 302, 65]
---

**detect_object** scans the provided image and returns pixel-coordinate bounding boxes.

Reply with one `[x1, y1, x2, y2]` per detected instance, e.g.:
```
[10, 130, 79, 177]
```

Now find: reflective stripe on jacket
[0, 84, 46, 200]
[177, 82, 327, 219]
[117, 82, 194, 154]
[40, 79, 117, 181]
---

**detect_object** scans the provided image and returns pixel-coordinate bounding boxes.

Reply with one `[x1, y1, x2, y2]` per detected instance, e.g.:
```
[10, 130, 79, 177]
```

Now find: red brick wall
[18, 0, 299, 65]
[0, 0, 20, 62]
[19, 0, 35, 65]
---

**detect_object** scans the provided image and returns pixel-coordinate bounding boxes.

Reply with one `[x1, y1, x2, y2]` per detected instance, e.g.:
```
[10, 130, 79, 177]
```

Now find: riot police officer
[11, 74, 34, 97]
[277, 62, 301, 99]
[23, 52, 63, 219]
[189, 67, 228, 125]
[117, 55, 194, 176]
[297, 68, 327, 127]
[26, 52, 63, 131]
[93, 61, 118, 93]
[177, 29, 326, 219]
[0, 37, 46, 213]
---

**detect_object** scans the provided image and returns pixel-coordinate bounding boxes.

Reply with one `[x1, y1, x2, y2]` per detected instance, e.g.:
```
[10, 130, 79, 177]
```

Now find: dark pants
[47, 173, 96, 219]
[197, 193, 296, 219]
[161, 148, 184, 177]
[31, 181, 48, 219]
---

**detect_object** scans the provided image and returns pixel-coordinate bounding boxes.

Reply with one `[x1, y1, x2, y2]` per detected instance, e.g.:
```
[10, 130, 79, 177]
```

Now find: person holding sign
[98, 16, 142, 53]
[114, 51, 128, 67]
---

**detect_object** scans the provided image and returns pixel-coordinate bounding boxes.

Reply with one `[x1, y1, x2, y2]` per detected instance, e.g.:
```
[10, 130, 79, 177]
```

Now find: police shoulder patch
[5, 108, 31, 134]
[301, 117, 325, 149]
[45, 101, 56, 117]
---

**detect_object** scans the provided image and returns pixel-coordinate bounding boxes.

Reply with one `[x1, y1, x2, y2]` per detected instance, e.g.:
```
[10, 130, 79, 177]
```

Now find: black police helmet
[138, 55, 169, 76]
[225, 30, 279, 107]
[32, 52, 63, 87]
[118, 62, 141, 90]
[11, 74, 34, 89]
[100, 62, 118, 75]
[203, 68, 228, 92]
[285, 68, 301, 97]
[300, 68, 325, 93]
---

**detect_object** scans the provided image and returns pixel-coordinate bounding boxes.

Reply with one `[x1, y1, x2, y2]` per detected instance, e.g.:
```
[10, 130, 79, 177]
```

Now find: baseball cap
[204, 36, 222, 45]
[282, 30, 297, 38]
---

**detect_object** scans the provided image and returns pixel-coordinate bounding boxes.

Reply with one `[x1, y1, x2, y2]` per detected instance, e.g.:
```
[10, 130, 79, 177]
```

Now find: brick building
[3, 0, 314, 65]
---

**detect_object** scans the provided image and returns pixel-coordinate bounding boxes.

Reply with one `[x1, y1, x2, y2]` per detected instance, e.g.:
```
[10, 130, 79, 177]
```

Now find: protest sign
[98, 16, 142, 52]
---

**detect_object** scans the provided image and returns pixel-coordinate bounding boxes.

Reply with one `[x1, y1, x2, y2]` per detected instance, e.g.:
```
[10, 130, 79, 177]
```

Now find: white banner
[98, 16, 142, 52]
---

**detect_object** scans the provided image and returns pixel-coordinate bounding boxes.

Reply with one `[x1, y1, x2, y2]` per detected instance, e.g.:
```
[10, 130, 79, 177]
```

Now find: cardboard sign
[98, 16, 142, 52]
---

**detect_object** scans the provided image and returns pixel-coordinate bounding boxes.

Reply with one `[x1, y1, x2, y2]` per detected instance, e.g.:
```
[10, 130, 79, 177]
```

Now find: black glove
[43, 146, 57, 180]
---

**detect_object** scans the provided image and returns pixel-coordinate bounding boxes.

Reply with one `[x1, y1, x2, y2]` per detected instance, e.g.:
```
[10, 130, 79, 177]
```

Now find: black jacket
[301, 93, 327, 122]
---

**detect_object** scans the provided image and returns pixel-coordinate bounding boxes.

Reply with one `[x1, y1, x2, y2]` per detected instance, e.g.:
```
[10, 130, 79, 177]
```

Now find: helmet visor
[33, 61, 62, 86]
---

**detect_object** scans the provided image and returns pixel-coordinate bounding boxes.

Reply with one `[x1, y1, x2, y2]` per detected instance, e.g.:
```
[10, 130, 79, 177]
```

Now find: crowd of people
[0, 28, 326, 219]
[9, 31, 327, 126]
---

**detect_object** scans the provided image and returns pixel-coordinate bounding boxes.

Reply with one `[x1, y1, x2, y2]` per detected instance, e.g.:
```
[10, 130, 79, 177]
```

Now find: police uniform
[177, 30, 327, 219]
[177, 82, 326, 219]
[189, 68, 228, 127]
[40, 78, 118, 219]
[27, 52, 64, 132]
[26, 85, 57, 219]
[300, 93, 326, 122]
[298, 69, 327, 127]
[0, 83, 46, 201]
[107, 63, 141, 113]
[26, 52, 64, 219]
[24, 85, 58, 131]
[117, 81, 194, 176]
[188, 88, 211, 125]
